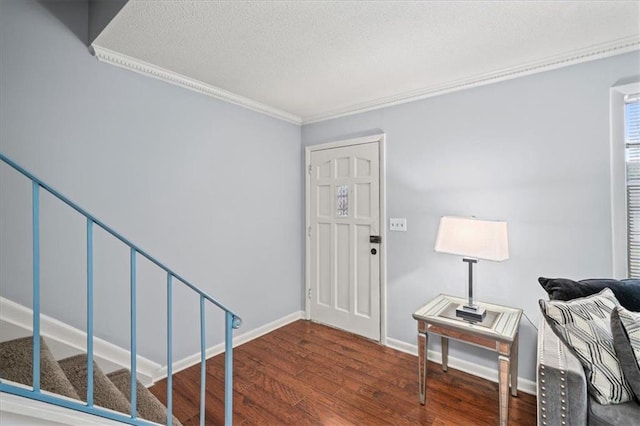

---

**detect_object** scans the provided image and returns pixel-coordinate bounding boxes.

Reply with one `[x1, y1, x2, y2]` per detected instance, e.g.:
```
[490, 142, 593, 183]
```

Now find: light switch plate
[390, 218, 407, 232]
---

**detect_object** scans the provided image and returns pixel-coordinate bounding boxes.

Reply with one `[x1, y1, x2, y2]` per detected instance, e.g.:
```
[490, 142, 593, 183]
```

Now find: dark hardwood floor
[149, 320, 537, 425]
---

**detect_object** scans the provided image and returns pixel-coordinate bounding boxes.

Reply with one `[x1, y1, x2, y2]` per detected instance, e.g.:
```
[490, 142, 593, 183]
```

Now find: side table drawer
[427, 323, 496, 350]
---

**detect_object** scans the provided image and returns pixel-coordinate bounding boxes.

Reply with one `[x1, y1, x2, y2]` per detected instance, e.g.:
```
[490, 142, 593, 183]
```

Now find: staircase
[1, 336, 181, 425]
[0, 152, 241, 425]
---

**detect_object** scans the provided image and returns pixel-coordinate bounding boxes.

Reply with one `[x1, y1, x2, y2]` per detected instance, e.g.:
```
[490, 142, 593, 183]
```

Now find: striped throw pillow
[611, 306, 640, 400]
[540, 288, 634, 404]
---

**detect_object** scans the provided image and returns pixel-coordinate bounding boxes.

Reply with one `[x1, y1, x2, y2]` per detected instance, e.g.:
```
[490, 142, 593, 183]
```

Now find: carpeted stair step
[0, 336, 79, 400]
[58, 353, 133, 416]
[1, 337, 180, 424]
[108, 368, 182, 426]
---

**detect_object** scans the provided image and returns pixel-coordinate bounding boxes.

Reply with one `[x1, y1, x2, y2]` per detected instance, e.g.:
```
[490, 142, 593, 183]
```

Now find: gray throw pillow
[538, 277, 640, 311]
[611, 307, 640, 401]
[539, 288, 634, 405]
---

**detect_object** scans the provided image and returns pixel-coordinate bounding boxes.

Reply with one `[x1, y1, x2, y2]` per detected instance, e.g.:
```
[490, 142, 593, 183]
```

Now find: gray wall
[0, 0, 302, 363]
[2, 0, 639, 385]
[302, 51, 640, 382]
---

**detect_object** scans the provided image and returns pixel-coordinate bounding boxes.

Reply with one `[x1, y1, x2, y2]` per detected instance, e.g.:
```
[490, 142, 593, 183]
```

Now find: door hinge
[308, 226, 311, 237]
[308, 165, 312, 174]
[308, 288, 311, 299]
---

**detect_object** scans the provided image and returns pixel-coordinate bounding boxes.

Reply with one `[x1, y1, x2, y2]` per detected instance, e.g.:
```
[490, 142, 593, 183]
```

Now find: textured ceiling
[93, 1, 640, 124]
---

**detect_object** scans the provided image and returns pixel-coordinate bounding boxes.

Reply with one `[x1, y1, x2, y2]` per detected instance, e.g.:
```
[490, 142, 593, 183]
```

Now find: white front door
[308, 141, 381, 341]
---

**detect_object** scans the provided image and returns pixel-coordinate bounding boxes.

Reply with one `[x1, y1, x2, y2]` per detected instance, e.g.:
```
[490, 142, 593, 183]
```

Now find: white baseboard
[154, 310, 305, 381]
[0, 297, 160, 386]
[0, 299, 535, 397]
[0, 391, 124, 425]
[385, 337, 537, 396]
[0, 296, 304, 387]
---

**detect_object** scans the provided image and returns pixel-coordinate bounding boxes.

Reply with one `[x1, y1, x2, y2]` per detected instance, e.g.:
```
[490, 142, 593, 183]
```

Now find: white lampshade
[434, 216, 509, 261]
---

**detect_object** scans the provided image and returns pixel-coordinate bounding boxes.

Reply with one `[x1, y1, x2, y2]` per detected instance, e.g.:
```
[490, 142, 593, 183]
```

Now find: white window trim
[610, 81, 640, 279]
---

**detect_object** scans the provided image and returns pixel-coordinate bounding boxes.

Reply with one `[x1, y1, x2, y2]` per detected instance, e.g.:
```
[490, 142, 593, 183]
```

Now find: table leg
[441, 336, 448, 372]
[510, 335, 518, 397]
[418, 331, 428, 405]
[498, 354, 510, 426]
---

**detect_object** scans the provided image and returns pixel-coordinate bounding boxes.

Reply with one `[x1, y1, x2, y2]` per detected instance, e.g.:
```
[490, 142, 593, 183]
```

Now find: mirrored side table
[413, 294, 522, 426]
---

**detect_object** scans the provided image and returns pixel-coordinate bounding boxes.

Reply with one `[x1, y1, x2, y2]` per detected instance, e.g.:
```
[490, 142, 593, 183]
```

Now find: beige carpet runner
[0, 336, 182, 426]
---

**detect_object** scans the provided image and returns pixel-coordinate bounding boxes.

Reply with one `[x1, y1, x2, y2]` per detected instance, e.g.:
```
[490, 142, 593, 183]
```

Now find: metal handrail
[0, 152, 241, 425]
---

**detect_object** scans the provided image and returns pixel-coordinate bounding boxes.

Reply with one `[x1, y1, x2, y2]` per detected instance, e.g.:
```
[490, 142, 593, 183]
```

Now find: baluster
[200, 295, 206, 426]
[224, 312, 234, 426]
[0, 154, 243, 425]
[167, 273, 173, 426]
[130, 248, 137, 419]
[86, 219, 94, 406]
[32, 182, 40, 392]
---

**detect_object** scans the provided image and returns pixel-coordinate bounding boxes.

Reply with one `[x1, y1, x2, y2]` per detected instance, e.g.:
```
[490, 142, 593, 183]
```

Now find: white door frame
[304, 133, 387, 344]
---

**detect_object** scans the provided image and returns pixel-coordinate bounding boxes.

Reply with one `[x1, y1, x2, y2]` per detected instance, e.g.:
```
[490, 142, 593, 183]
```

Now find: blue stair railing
[0, 152, 241, 425]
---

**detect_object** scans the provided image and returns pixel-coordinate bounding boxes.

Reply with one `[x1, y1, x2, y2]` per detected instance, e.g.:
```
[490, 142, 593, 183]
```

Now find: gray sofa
[537, 319, 640, 425]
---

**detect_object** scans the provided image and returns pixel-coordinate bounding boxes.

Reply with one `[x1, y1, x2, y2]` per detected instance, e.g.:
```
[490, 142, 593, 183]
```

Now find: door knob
[371, 248, 377, 255]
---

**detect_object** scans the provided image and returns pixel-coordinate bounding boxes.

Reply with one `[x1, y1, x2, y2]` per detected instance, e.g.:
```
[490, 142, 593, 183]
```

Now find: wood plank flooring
[149, 320, 537, 425]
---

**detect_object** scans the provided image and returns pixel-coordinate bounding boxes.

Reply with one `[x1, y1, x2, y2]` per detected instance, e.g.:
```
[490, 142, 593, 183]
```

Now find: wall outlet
[389, 218, 407, 232]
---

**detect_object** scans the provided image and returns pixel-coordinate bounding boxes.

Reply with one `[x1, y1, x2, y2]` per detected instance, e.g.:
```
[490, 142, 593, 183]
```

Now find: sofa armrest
[537, 317, 588, 426]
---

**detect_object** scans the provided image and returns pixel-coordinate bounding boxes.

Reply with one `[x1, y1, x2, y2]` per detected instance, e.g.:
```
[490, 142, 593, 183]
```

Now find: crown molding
[92, 36, 639, 127]
[90, 45, 302, 125]
[302, 35, 640, 125]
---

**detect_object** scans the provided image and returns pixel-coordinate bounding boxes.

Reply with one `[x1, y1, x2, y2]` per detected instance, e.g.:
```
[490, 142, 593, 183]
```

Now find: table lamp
[434, 216, 509, 322]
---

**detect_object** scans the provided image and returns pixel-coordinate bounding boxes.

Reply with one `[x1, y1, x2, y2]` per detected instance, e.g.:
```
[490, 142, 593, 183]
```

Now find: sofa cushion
[539, 288, 634, 405]
[588, 397, 640, 426]
[538, 277, 640, 311]
[611, 307, 640, 401]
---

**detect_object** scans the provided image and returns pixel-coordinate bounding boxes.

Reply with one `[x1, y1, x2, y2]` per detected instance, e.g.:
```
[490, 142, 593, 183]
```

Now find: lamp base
[455, 304, 486, 322]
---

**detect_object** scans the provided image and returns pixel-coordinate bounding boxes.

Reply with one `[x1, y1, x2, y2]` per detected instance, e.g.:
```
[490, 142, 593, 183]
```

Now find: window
[625, 94, 640, 277]
[336, 185, 349, 217]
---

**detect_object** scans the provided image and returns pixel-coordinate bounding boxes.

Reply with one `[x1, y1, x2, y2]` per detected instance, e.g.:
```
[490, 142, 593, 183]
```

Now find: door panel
[317, 222, 331, 307]
[356, 223, 371, 317]
[355, 183, 371, 218]
[309, 142, 380, 340]
[336, 223, 350, 312]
